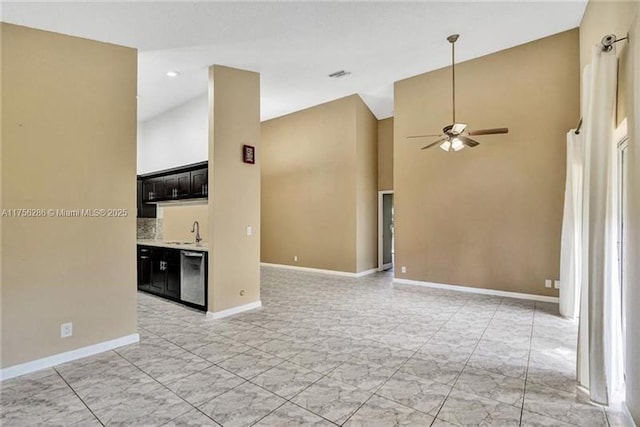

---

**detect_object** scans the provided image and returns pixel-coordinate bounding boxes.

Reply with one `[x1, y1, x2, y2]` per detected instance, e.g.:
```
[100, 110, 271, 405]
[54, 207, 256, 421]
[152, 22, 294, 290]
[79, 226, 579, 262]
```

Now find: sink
[166, 241, 194, 245]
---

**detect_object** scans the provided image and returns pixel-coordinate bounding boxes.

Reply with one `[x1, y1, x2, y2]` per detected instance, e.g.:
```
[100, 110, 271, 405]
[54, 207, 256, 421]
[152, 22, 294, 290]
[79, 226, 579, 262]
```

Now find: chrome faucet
[191, 221, 202, 244]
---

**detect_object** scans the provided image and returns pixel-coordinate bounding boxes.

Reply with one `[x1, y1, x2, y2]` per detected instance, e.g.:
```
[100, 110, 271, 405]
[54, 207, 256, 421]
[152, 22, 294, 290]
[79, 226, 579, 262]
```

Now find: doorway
[378, 191, 394, 271]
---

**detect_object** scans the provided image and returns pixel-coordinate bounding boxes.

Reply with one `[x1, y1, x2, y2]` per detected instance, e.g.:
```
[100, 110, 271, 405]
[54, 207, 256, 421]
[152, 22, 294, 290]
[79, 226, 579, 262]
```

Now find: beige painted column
[207, 65, 261, 316]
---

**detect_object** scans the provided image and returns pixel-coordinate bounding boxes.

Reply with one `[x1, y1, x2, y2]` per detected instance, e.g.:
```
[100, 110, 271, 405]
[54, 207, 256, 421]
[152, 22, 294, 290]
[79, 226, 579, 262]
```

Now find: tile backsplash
[137, 218, 163, 240]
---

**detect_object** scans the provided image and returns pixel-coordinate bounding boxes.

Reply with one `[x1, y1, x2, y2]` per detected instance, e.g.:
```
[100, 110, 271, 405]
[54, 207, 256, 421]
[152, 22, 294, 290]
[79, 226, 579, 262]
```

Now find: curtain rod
[601, 33, 629, 52]
[575, 118, 583, 135]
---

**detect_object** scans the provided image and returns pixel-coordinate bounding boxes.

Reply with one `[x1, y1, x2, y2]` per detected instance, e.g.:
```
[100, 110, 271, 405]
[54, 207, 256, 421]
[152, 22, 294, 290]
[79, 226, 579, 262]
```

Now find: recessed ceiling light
[166, 71, 180, 77]
[328, 70, 351, 78]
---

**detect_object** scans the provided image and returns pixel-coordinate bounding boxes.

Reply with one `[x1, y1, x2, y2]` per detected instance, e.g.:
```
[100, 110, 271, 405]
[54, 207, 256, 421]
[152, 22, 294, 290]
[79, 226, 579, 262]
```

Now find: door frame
[378, 190, 394, 271]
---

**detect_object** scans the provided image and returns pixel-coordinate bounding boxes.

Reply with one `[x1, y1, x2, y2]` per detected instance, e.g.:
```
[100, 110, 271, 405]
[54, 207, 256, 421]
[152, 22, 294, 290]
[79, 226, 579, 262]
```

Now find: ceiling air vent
[328, 70, 351, 78]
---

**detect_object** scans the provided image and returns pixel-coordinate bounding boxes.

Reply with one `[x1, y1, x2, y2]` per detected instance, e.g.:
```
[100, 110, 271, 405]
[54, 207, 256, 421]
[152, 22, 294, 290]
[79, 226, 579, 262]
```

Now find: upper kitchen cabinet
[190, 168, 208, 198]
[142, 177, 165, 202]
[137, 179, 157, 218]
[138, 161, 208, 206]
[163, 171, 191, 200]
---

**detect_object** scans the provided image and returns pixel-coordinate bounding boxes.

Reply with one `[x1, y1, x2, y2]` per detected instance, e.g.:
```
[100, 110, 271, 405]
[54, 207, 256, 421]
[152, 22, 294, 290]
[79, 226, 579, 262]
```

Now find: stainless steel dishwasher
[180, 251, 205, 308]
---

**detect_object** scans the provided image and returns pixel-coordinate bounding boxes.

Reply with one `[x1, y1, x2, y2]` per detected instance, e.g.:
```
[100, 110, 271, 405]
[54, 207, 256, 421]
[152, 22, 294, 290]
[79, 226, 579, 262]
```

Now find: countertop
[137, 239, 208, 252]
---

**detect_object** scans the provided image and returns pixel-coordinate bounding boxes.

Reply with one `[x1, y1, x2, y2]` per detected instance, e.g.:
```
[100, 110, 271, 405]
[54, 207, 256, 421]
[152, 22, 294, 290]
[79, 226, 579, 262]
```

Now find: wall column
[207, 65, 261, 316]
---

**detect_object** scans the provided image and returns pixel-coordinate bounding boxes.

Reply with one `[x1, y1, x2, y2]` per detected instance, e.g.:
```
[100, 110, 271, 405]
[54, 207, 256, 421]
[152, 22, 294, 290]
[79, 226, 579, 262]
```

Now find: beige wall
[0, 24, 137, 368]
[394, 29, 580, 297]
[378, 118, 394, 191]
[208, 65, 261, 313]
[356, 99, 379, 272]
[161, 204, 208, 243]
[580, 1, 640, 422]
[261, 95, 378, 273]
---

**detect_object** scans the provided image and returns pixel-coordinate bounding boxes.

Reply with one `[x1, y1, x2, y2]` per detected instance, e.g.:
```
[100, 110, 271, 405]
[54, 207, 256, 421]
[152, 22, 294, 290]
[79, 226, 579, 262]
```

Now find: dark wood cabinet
[190, 168, 208, 198]
[138, 162, 208, 205]
[164, 250, 181, 299]
[137, 179, 157, 218]
[138, 246, 181, 302]
[137, 246, 153, 291]
[164, 172, 191, 200]
[142, 178, 165, 203]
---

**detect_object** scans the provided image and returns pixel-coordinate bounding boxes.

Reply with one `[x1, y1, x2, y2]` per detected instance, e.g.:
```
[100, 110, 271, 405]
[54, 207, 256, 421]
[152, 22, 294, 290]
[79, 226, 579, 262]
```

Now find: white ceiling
[2, 1, 587, 122]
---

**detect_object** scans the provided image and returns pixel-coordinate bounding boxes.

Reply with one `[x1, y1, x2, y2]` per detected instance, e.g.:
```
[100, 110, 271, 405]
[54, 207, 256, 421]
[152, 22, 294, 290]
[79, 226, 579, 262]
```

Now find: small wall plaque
[242, 145, 255, 164]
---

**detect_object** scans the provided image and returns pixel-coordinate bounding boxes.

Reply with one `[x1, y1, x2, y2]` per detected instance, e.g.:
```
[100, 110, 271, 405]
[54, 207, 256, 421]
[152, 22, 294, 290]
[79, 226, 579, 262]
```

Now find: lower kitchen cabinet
[164, 249, 181, 300]
[137, 245, 207, 311]
[137, 246, 153, 291]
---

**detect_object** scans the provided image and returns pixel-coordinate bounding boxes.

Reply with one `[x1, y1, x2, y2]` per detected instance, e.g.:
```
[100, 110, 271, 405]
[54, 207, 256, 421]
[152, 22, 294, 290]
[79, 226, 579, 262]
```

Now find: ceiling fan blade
[421, 137, 448, 150]
[468, 127, 509, 136]
[458, 136, 480, 148]
[451, 123, 467, 135]
[407, 134, 442, 139]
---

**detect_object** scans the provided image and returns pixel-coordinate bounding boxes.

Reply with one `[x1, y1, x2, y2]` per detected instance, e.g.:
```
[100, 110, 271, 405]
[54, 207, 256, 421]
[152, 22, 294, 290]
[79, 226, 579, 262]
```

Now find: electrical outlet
[554, 280, 560, 289]
[294, 256, 298, 262]
[401, 266, 407, 274]
[545, 279, 552, 288]
[61, 322, 73, 338]
[246, 226, 252, 236]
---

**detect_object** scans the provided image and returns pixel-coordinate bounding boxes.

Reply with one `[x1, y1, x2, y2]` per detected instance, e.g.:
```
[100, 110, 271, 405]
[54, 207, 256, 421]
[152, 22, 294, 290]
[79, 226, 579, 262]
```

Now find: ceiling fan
[407, 34, 509, 151]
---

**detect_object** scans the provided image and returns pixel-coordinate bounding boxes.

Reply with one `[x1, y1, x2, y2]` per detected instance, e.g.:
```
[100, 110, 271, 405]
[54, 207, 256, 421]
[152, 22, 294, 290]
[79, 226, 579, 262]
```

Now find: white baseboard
[207, 301, 262, 320]
[261, 262, 377, 278]
[393, 278, 559, 303]
[0, 333, 140, 381]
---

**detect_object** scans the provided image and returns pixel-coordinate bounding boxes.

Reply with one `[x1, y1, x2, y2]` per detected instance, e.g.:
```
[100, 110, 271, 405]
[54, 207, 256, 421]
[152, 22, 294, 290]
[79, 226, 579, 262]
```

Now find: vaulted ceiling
[3, 1, 587, 121]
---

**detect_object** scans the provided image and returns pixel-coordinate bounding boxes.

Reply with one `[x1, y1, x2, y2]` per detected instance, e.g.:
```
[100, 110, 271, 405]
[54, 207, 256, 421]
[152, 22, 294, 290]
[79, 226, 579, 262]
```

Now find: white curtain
[577, 45, 624, 405]
[559, 131, 584, 320]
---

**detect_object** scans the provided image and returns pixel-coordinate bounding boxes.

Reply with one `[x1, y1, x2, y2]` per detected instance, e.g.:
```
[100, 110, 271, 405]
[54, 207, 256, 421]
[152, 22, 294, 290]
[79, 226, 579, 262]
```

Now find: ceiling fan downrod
[447, 34, 459, 125]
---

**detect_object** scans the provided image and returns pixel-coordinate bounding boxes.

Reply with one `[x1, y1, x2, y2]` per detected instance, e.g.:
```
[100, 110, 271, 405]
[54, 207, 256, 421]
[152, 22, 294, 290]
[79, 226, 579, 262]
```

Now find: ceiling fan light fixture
[452, 138, 465, 151]
[440, 140, 452, 152]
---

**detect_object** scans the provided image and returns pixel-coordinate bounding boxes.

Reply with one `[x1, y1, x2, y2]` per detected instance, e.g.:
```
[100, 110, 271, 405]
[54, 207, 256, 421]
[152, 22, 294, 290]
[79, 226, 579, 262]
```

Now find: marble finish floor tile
[291, 377, 372, 425]
[217, 348, 285, 379]
[163, 409, 221, 426]
[88, 381, 194, 425]
[2, 268, 594, 427]
[250, 361, 323, 399]
[523, 383, 608, 427]
[436, 389, 522, 426]
[253, 402, 336, 426]
[400, 355, 465, 386]
[198, 382, 286, 427]
[0, 388, 98, 426]
[166, 365, 246, 406]
[454, 366, 525, 407]
[376, 370, 451, 415]
[329, 358, 397, 391]
[344, 395, 435, 426]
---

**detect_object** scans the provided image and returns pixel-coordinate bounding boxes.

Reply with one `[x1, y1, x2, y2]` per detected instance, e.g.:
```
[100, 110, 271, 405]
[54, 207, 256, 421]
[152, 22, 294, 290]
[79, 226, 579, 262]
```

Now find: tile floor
[0, 267, 628, 426]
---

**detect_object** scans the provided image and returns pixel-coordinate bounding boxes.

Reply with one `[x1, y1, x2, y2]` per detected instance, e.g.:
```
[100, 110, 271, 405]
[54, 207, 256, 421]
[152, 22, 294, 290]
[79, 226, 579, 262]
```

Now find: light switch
[401, 266, 407, 273]
[246, 226, 252, 236]
[554, 280, 560, 289]
[545, 279, 552, 288]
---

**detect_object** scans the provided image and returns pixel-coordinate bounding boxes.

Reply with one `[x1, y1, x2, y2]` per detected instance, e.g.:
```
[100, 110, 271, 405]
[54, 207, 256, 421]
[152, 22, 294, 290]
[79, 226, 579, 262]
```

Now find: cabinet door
[191, 169, 208, 198]
[137, 180, 157, 218]
[176, 172, 191, 198]
[142, 180, 155, 202]
[143, 178, 165, 202]
[150, 252, 166, 295]
[137, 247, 153, 291]
[164, 249, 181, 300]
[163, 175, 178, 199]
